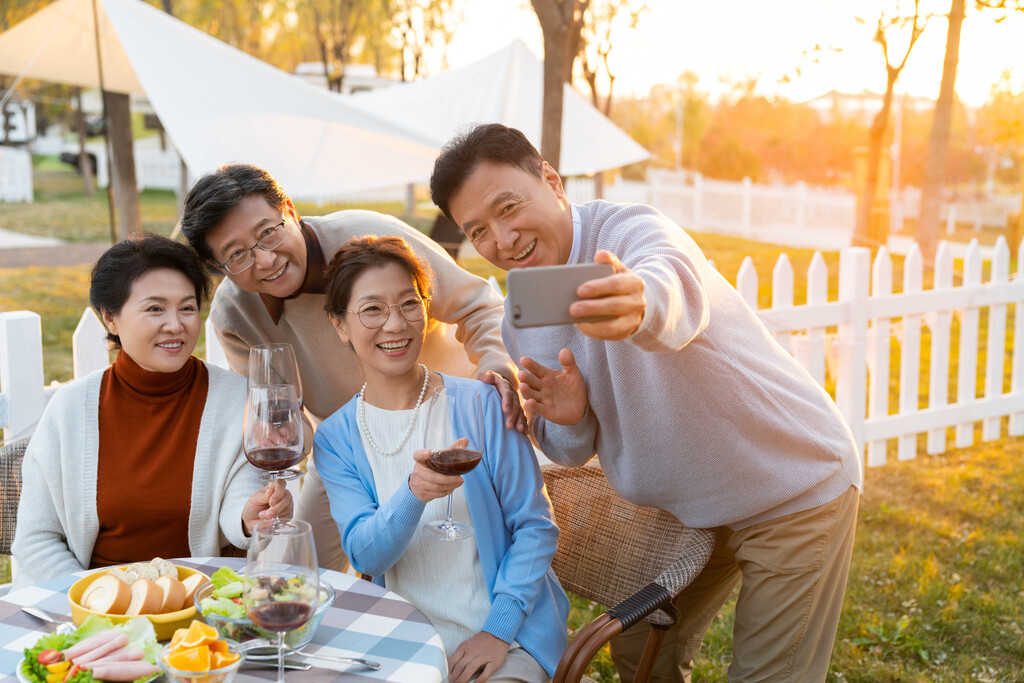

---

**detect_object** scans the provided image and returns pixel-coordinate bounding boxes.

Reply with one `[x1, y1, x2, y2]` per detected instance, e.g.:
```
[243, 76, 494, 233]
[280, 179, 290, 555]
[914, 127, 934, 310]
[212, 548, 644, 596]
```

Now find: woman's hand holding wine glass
[244, 519, 319, 683]
[420, 386, 484, 541]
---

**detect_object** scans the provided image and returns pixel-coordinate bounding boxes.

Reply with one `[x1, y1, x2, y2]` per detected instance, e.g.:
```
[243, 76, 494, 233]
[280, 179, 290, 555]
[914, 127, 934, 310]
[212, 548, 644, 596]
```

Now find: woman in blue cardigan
[313, 235, 568, 683]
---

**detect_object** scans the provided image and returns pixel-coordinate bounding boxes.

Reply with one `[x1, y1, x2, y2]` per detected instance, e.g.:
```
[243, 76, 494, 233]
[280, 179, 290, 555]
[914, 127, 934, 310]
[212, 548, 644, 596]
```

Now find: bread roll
[155, 576, 187, 613]
[180, 573, 206, 608]
[81, 575, 132, 615]
[150, 557, 178, 579]
[106, 567, 133, 585]
[124, 579, 163, 616]
[128, 562, 160, 582]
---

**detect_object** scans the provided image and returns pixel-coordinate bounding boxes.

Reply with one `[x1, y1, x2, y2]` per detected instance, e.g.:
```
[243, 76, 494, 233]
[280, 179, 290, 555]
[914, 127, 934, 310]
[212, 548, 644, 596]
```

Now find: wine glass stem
[444, 493, 455, 529]
[277, 630, 286, 682]
[268, 471, 282, 529]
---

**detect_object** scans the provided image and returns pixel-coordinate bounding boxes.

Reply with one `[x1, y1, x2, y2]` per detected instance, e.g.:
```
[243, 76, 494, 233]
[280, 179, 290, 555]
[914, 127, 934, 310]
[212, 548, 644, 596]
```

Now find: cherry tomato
[36, 649, 62, 665]
[62, 663, 81, 682]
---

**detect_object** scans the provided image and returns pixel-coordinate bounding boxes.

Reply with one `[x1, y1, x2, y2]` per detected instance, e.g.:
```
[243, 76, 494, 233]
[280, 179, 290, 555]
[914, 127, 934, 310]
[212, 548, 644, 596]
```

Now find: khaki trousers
[293, 457, 351, 573]
[610, 486, 859, 683]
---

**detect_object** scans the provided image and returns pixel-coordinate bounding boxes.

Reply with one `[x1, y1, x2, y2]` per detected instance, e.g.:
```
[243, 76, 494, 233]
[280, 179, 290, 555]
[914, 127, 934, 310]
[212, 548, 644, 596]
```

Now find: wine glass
[248, 343, 303, 406]
[422, 385, 484, 541]
[244, 519, 319, 683]
[244, 384, 304, 496]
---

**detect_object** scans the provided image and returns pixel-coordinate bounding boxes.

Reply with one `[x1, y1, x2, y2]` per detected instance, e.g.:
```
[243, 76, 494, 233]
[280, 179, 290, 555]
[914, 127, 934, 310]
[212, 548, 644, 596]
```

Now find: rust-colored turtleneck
[91, 350, 209, 567]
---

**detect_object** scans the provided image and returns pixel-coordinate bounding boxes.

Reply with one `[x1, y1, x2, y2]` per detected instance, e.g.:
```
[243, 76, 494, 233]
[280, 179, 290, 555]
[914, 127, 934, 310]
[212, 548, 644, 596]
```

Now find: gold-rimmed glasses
[214, 220, 287, 274]
[344, 297, 426, 329]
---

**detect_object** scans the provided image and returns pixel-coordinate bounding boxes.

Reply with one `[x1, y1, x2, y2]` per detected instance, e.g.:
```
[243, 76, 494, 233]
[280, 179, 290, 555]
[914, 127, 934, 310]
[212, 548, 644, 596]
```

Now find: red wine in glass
[249, 601, 314, 631]
[246, 446, 302, 472]
[427, 448, 482, 475]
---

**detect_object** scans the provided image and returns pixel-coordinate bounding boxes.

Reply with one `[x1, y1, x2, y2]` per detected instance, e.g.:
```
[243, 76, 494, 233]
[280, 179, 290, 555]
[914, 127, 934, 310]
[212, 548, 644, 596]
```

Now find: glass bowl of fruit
[159, 622, 245, 683]
[193, 567, 335, 658]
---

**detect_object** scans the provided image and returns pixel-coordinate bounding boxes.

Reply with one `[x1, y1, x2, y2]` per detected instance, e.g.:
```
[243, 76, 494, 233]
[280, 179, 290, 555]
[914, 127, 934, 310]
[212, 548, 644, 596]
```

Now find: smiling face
[204, 193, 307, 298]
[331, 262, 427, 387]
[447, 160, 574, 270]
[102, 268, 201, 373]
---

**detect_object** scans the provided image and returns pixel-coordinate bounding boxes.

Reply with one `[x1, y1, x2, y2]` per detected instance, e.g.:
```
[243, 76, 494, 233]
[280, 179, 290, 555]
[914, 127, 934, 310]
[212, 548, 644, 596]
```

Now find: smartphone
[506, 263, 615, 328]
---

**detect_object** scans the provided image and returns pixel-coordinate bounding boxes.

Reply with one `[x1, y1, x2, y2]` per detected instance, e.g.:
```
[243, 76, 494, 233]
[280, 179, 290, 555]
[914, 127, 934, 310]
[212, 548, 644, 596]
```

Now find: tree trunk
[103, 90, 141, 239]
[854, 70, 895, 249]
[538, 26, 567, 171]
[916, 0, 965, 264]
[74, 87, 95, 197]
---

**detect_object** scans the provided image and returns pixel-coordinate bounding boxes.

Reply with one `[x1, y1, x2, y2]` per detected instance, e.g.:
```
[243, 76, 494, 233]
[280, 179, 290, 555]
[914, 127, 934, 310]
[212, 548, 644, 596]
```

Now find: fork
[234, 639, 381, 670]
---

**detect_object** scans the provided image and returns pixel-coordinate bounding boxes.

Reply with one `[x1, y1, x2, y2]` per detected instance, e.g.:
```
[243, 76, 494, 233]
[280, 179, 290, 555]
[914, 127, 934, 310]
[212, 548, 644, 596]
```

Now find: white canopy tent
[348, 40, 650, 177]
[0, 0, 439, 194]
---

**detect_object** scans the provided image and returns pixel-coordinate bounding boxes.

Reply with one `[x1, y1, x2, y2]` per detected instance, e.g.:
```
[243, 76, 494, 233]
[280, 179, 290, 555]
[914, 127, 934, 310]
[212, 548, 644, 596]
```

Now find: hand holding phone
[506, 263, 614, 328]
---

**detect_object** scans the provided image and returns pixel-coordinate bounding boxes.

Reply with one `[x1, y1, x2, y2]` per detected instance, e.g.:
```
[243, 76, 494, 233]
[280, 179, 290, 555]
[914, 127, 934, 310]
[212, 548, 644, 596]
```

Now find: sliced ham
[61, 629, 122, 660]
[88, 647, 145, 664]
[88, 660, 161, 681]
[72, 632, 130, 664]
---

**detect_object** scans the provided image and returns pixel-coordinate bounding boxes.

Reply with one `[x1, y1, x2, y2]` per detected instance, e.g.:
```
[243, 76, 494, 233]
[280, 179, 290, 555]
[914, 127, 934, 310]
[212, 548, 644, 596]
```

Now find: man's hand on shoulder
[570, 250, 645, 341]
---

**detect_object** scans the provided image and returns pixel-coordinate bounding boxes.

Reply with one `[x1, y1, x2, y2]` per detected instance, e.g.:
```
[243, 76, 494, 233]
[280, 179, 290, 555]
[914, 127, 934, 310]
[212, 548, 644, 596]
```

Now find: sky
[437, 0, 1024, 107]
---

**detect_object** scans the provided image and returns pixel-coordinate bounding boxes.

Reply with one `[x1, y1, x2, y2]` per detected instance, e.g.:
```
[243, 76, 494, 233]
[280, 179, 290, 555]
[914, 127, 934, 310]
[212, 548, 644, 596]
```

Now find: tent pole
[91, 0, 117, 244]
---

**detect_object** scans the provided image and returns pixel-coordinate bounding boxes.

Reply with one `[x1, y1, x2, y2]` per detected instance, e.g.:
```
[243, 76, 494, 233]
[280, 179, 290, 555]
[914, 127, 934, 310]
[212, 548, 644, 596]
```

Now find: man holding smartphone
[430, 124, 863, 682]
[179, 163, 524, 574]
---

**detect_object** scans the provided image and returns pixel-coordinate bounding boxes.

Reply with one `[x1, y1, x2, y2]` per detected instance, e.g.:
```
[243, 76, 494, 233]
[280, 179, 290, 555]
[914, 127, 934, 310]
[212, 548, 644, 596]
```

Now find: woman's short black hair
[429, 123, 544, 223]
[181, 163, 290, 263]
[324, 235, 433, 320]
[89, 233, 211, 348]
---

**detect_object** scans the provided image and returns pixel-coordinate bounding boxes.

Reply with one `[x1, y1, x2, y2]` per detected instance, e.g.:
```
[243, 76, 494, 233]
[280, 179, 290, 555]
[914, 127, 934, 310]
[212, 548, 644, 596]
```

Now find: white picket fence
[1, 238, 1022, 467]
[0, 146, 33, 203]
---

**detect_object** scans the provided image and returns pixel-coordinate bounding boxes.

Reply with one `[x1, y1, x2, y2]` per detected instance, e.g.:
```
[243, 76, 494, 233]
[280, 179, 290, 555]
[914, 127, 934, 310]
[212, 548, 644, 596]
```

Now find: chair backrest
[0, 438, 28, 555]
[542, 463, 707, 609]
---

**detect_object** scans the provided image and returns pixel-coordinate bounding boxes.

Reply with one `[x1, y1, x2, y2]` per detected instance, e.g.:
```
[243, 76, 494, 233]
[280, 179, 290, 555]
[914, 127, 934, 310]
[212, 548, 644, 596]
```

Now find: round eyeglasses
[215, 221, 287, 274]
[345, 298, 426, 329]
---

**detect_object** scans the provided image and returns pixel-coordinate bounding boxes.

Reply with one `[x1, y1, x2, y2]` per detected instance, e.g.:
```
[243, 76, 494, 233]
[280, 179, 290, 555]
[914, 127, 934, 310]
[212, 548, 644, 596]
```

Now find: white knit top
[357, 399, 492, 656]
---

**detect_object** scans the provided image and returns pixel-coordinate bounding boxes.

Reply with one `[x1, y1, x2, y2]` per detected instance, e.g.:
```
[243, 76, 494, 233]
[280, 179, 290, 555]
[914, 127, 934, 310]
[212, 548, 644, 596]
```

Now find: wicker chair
[542, 464, 716, 683]
[0, 438, 28, 556]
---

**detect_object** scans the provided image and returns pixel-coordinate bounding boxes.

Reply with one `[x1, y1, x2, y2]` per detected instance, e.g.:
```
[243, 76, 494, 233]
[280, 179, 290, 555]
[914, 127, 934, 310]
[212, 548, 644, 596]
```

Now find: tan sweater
[208, 210, 516, 428]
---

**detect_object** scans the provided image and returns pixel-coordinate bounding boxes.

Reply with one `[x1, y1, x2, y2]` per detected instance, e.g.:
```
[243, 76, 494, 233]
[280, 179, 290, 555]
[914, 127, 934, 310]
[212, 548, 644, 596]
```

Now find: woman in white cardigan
[11, 235, 292, 590]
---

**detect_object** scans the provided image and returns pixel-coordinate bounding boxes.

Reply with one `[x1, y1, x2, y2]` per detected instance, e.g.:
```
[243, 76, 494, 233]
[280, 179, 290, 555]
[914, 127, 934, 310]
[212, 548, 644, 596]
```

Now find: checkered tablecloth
[0, 557, 448, 682]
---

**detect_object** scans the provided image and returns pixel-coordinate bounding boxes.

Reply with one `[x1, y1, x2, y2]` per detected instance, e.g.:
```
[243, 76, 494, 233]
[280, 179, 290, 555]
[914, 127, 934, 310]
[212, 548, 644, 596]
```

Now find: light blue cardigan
[313, 374, 569, 676]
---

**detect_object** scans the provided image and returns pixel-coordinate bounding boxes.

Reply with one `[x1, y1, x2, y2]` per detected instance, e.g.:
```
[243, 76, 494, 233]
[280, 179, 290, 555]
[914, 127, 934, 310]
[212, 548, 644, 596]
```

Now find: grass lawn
[1, 165, 1022, 679]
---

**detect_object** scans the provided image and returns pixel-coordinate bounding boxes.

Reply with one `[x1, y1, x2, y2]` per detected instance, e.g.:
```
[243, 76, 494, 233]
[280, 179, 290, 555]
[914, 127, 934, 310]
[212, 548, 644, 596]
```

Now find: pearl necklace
[357, 364, 430, 457]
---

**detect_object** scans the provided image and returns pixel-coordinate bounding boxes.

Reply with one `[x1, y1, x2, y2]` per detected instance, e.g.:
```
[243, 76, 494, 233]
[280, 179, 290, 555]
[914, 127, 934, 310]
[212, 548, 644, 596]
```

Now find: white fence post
[73, 309, 110, 379]
[805, 252, 828, 387]
[0, 311, 46, 441]
[1010, 239, 1024, 437]
[982, 237, 1010, 441]
[204, 318, 229, 370]
[927, 243, 954, 454]
[897, 245, 923, 460]
[771, 254, 794, 355]
[835, 247, 870, 457]
[866, 247, 893, 466]
[955, 240, 982, 448]
[736, 257, 758, 310]
[693, 173, 703, 229]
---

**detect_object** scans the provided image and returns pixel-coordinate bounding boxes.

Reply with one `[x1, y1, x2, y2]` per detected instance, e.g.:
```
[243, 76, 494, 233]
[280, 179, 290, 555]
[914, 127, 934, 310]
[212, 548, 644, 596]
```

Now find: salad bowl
[194, 567, 335, 658]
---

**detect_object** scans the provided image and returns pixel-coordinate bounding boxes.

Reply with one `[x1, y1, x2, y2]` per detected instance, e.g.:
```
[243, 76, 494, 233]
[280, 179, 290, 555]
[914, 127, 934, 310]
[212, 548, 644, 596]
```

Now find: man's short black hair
[429, 123, 544, 223]
[180, 163, 290, 263]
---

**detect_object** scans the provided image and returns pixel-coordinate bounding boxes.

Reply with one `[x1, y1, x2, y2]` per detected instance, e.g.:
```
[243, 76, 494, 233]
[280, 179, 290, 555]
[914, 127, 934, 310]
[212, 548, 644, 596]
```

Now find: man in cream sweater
[181, 163, 523, 572]
[429, 124, 863, 682]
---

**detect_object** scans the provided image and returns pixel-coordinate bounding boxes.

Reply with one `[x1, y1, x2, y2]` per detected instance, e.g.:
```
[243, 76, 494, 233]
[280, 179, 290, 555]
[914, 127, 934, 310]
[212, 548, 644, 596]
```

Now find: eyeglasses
[345, 297, 426, 329]
[214, 221, 287, 274]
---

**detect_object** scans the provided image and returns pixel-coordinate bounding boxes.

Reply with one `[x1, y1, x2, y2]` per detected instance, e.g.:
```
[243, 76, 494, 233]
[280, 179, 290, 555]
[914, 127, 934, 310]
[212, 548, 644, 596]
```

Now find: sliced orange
[210, 650, 240, 669]
[207, 640, 229, 655]
[164, 644, 210, 673]
[168, 627, 189, 652]
[178, 620, 219, 649]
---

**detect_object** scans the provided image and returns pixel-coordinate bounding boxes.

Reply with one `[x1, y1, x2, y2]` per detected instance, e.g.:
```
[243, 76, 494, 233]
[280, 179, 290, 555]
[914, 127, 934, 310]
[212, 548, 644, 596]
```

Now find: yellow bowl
[68, 565, 210, 641]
